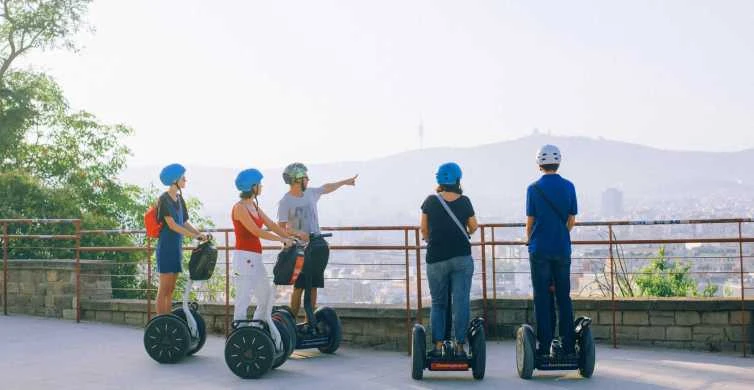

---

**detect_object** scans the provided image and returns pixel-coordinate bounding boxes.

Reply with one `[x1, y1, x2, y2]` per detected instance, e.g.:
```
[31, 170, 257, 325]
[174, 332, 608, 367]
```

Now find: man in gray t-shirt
[277, 186, 324, 235]
[277, 162, 357, 318]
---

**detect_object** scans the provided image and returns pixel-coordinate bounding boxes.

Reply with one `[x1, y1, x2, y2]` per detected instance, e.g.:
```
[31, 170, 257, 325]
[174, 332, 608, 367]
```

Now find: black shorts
[294, 237, 329, 289]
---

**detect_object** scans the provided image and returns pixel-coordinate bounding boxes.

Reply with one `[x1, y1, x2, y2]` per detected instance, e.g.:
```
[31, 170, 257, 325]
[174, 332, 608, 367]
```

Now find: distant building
[601, 188, 623, 218]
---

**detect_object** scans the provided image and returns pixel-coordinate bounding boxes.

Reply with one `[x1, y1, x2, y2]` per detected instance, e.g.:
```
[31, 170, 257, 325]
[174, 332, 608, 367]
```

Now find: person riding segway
[412, 162, 486, 380]
[223, 168, 297, 379]
[143, 236, 217, 363]
[516, 144, 595, 379]
[143, 163, 212, 364]
[276, 162, 357, 319]
[274, 162, 356, 353]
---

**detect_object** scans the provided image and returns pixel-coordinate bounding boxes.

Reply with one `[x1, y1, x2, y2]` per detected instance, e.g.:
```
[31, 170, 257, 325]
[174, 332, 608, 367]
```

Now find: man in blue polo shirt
[526, 144, 578, 357]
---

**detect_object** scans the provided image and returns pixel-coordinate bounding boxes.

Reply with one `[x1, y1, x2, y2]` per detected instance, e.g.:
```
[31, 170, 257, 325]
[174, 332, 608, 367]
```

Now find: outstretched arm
[321, 174, 358, 194]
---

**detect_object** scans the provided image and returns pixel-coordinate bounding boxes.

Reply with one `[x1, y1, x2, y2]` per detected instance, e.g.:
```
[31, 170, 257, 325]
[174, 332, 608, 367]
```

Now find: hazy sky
[20, 0, 754, 168]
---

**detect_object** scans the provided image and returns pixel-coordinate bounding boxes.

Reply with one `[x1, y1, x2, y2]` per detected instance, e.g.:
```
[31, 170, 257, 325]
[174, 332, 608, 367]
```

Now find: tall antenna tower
[418, 119, 424, 149]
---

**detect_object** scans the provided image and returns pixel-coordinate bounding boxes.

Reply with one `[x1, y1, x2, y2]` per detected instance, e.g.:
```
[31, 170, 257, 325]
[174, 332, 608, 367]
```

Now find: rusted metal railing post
[146, 238, 153, 322]
[2, 223, 8, 316]
[480, 226, 488, 329]
[738, 222, 747, 357]
[609, 224, 617, 348]
[491, 227, 498, 337]
[74, 220, 81, 323]
[225, 231, 231, 337]
[404, 228, 411, 355]
[415, 228, 423, 324]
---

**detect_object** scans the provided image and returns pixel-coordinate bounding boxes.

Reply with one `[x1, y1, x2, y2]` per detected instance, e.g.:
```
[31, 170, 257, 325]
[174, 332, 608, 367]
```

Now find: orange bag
[144, 204, 163, 238]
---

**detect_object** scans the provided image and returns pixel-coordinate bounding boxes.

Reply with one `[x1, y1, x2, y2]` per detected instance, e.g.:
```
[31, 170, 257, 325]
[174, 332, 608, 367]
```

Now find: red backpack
[144, 204, 163, 238]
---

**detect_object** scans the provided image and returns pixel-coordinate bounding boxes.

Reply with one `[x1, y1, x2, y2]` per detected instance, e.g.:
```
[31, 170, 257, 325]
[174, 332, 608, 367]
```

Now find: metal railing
[479, 218, 754, 357]
[1, 218, 752, 356]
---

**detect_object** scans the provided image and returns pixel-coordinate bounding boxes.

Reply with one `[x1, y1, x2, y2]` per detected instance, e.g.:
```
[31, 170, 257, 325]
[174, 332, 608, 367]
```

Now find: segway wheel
[315, 307, 342, 354]
[578, 327, 596, 378]
[411, 324, 426, 380]
[271, 316, 292, 369]
[276, 305, 297, 322]
[471, 325, 486, 380]
[144, 314, 191, 364]
[273, 308, 297, 356]
[172, 307, 207, 355]
[225, 326, 275, 379]
[516, 325, 535, 379]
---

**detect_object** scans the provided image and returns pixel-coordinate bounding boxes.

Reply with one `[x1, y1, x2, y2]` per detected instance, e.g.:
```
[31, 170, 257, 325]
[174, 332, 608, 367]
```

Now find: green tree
[1, 0, 92, 160]
[0, 0, 91, 81]
[635, 246, 717, 297]
[0, 1, 215, 300]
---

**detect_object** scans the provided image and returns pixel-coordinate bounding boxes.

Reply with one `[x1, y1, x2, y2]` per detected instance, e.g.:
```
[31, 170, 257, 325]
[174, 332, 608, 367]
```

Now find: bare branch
[2, 0, 12, 24]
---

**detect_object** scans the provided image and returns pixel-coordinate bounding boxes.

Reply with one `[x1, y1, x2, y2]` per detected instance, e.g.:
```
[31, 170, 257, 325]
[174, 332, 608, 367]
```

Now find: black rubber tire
[171, 308, 207, 355]
[276, 305, 297, 322]
[516, 325, 535, 379]
[273, 309, 298, 356]
[271, 316, 291, 369]
[471, 325, 486, 380]
[578, 327, 596, 378]
[144, 314, 191, 364]
[225, 326, 275, 379]
[315, 307, 342, 354]
[411, 325, 426, 380]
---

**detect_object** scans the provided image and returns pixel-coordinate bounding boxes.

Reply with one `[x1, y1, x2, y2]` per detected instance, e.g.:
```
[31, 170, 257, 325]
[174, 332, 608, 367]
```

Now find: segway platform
[412, 317, 486, 380]
[516, 316, 596, 379]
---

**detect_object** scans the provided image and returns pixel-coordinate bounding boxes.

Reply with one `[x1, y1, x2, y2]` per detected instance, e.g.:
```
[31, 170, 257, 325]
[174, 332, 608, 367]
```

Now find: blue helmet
[159, 163, 186, 186]
[235, 168, 264, 192]
[435, 162, 462, 185]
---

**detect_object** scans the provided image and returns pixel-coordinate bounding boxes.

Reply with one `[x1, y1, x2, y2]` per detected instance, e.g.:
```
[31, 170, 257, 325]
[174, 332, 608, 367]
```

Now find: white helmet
[536, 144, 562, 165]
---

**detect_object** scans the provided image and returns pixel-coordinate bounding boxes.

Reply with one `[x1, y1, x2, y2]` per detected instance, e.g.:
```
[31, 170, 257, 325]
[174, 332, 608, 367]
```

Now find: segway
[143, 237, 217, 363]
[411, 282, 486, 380]
[224, 306, 296, 379]
[274, 233, 342, 353]
[516, 316, 596, 379]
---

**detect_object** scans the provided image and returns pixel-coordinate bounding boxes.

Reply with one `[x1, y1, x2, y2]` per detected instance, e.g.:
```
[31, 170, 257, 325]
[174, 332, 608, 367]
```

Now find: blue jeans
[427, 255, 474, 344]
[529, 253, 576, 354]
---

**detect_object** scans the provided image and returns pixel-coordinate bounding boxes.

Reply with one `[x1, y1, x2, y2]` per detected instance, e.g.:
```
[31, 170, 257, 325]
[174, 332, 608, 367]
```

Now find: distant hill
[121, 134, 754, 226]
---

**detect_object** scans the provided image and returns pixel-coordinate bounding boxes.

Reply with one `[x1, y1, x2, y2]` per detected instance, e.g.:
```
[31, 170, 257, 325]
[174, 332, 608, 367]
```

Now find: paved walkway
[1, 315, 753, 389]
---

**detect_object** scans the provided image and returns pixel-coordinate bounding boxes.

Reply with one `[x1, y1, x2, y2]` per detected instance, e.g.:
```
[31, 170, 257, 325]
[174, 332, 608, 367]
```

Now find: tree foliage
[0, 0, 91, 81]
[0, 1, 213, 299]
[635, 247, 717, 297]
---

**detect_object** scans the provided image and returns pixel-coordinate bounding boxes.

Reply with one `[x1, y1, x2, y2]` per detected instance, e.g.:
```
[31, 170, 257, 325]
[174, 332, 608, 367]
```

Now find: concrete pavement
[1, 315, 752, 389]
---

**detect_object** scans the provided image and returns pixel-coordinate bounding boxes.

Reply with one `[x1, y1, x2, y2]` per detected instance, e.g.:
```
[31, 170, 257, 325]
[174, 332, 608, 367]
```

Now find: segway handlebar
[290, 232, 332, 246]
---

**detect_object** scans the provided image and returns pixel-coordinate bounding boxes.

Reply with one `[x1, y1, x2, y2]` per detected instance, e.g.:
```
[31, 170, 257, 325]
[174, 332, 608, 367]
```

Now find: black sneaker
[455, 349, 468, 359]
[428, 348, 443, 358]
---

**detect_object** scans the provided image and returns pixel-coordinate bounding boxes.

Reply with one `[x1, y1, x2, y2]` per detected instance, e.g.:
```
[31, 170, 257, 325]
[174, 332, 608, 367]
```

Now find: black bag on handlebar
[273, 246, 299, 285]
[189, 241, 218, 281]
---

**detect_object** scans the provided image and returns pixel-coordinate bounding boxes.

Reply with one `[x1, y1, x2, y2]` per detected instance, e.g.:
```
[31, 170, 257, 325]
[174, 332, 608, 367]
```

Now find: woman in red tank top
[232, 202, 264, 253]
[231, 168, 292, 351]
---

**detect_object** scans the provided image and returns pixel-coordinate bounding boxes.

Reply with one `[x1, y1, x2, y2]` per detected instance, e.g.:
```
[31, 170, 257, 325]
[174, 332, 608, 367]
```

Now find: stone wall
[77, 298, 752, 353]
[1, 259, 112, 319]
[2, 261, 752, 353]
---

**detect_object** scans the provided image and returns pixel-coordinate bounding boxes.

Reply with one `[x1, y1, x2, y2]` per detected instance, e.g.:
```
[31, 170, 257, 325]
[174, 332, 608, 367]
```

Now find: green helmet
[282, 162, 308, 184]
